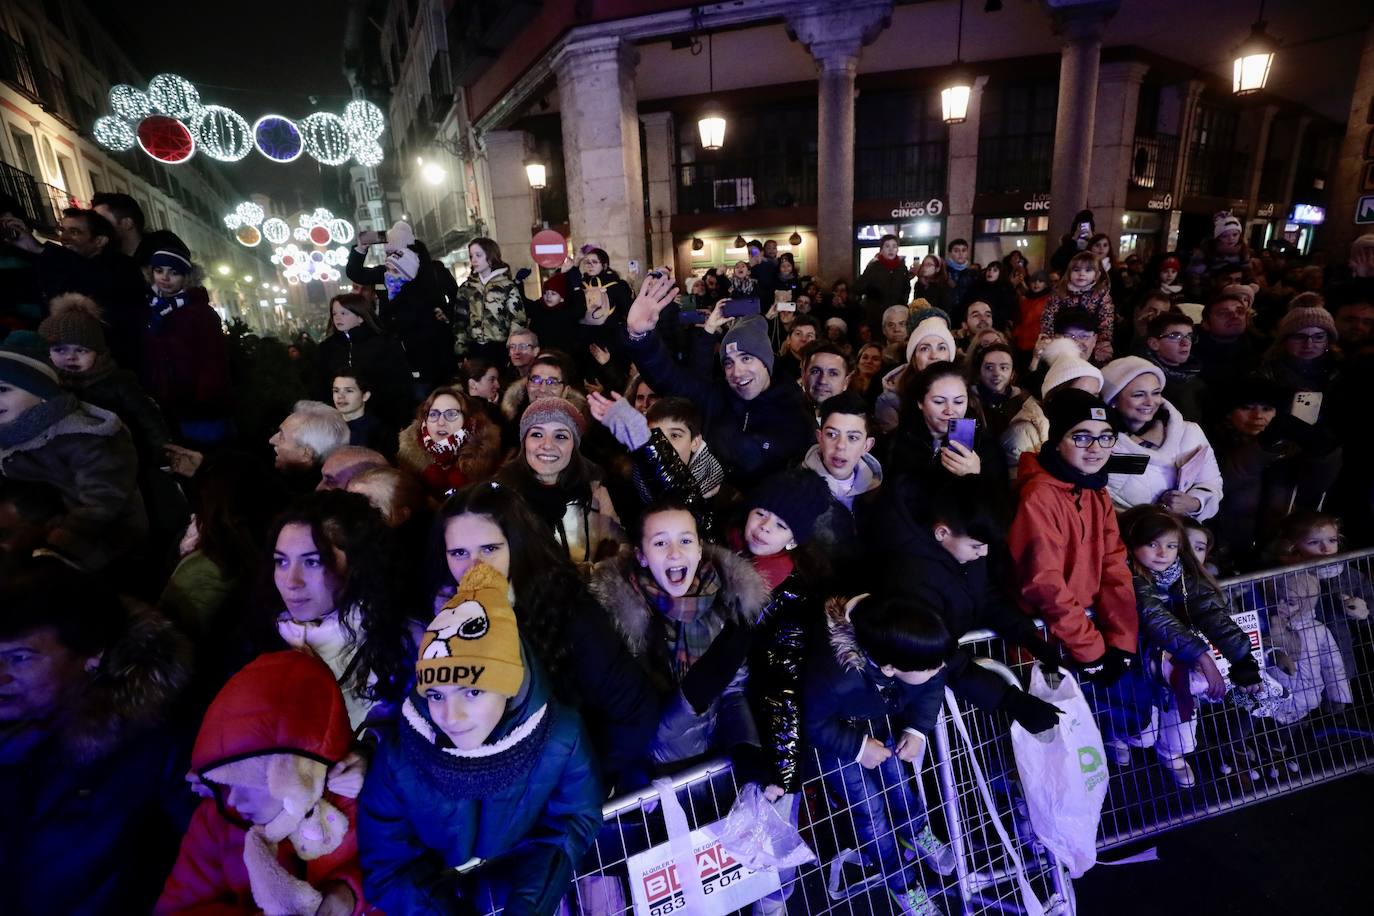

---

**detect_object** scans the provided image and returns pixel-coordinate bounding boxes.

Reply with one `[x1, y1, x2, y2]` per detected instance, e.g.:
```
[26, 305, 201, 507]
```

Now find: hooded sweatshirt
[358, 641, 601, 915]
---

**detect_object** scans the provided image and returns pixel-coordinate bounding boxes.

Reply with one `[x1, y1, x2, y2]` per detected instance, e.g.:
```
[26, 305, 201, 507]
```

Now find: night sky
[89, 1, 357, 209]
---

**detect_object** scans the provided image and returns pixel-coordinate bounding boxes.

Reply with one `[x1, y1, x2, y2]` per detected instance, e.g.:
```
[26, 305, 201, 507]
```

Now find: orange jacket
[1008, 452, 1138, 663]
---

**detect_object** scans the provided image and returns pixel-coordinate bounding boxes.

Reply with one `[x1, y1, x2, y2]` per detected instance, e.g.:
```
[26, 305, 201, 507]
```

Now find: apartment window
[8, 126, 41, 178]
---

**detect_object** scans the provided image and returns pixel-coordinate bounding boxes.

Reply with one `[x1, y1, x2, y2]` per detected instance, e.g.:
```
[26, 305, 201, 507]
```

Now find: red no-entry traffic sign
[531, 229, 568, 268]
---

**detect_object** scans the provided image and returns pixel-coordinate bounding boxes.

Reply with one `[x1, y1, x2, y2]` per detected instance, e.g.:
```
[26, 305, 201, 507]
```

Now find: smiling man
[802, 344, 854, 410]
[624, 276, 813, 488]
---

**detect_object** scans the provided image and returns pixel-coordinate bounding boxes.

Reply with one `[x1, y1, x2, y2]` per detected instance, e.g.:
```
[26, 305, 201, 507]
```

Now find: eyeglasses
[1069, 432, 1119, 449]
[427, 408, 462, 422]
[507, 342, 535, 352]
[1288, 331, 1328, 344]
[528, 375, 564, 387]
[1157, 331, 1196, 343]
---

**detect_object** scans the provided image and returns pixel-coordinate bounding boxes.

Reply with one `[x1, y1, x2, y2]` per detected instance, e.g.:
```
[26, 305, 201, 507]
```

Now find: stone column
[1324, 18, 1374, 253]
[551, 35, 648, 273]
[640, 111, 677, 270]
[1167, 79, 1207, 203]
[945, 76, 991, 248]
[1243, 104, 1280, 218]
[483, 129, 538, 279]
[1280, 115, 1314, 208]
[787, 0, 893, 282]
[1085, 60, 1150, 246]
[1043, 0, 1119, 245]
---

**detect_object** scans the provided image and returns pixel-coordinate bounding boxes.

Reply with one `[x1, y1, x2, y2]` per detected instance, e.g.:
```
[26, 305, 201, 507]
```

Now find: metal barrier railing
[459, 548, 1374, 914]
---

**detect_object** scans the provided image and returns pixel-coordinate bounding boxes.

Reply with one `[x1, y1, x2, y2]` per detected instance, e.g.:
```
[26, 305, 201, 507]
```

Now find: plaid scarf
[421, 426, 467, 465]
[635, 558, 724, 679]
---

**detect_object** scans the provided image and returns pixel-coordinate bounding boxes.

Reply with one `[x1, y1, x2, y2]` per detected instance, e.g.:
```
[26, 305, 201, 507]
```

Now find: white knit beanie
[1100, 356, 1167, 406]
[906, 316, 957, 364]
[1041, 338, 1104, 396]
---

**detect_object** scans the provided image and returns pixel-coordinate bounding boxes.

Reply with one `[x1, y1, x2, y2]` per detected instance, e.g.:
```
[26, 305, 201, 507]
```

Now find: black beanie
[747, 469, 832, 545]
[1044, 388, 1111, 446]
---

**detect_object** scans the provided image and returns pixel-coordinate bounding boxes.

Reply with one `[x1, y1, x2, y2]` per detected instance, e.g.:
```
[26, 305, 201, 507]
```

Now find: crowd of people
[1, 189, 1373, 916]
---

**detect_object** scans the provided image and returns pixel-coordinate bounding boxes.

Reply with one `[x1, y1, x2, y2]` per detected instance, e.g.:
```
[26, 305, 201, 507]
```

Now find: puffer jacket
[0, 399, 148, 570]
[1131, 568, 1255, 678]
[803, 445, 881, 581]
[804, 597, 946, 764]
[590, 545, 769, 766]
[1107, 399, 1223, 521]
[497, 466, 626, 567]
[455, 267, 526, 354]
[358, 645, 602, 915]
[1, 608, 193, 916]
[626, 426, 719, 541]
[157, 651, 364, 915]
[624, 328, 814, 489]
[1008, 452, 1137, 664]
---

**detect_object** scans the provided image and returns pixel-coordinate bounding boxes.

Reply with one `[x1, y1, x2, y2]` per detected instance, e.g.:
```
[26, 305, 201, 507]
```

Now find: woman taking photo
[885, 361, 1007, 491]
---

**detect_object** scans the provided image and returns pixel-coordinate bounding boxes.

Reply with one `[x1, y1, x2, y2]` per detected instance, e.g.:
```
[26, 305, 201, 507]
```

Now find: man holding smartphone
[624, 272, 813, 488]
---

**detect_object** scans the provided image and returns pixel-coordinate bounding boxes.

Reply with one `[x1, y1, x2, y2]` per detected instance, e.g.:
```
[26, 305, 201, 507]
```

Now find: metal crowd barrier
[467, 548, 1374, 915]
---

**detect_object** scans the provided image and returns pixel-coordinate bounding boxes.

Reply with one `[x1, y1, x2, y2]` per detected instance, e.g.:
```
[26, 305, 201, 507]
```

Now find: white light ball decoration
[352, 140, 384, 168]
[299, 112, 352, 166]
[109, 84, 151, 121]
[262, 218, 290, 245]
[293, 226, 310, 242]
[311, 207, 333, 224]
[147, 73, 201, 119]
[192, 105, 253, 162]
[328, 219, 354, 245]
[235, 202, 265, 226]
[224, 213, 242, 230]
[342, 99, 385, 142]
[93, 115, 137, 151]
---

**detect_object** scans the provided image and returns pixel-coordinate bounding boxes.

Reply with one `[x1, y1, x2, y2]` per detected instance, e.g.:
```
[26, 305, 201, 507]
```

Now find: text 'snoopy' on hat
[416, 563, 524, 697]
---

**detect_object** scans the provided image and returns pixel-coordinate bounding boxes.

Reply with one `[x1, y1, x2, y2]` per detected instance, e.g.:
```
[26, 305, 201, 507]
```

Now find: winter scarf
[634, 560, 724, 678]
[383, 272, 410, 301]
[523, 477, 590, 531]
[1035, 441, 1108, 491]
[57, 354, 118, 391]
[875, 253, 903, 270]
[148, 289, 193, 333]
[421, 426, 468, 463]
[749, 550, 795, 592]
[0, 393, 78, 449]
[1151, 557, 1184, 592]
[398, 694, 553, 798]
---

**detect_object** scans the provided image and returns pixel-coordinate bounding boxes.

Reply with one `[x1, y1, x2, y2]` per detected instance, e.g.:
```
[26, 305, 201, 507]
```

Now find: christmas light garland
[94, 74, 386, 167]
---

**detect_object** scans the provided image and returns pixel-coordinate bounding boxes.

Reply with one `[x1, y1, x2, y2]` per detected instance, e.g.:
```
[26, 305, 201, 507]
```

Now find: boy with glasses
[1008, 389, 1138, 683]
[1144, 310, 1205, 422]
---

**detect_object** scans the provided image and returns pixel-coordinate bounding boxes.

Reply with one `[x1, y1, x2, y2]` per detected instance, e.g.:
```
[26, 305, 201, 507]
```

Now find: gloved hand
[1227, 654, 1261, 687]
[1077, 647, 1133, 685]
[680, 623, 753, 714]
[514, 266, 532, 282]
[1000, 689, 1062, 734]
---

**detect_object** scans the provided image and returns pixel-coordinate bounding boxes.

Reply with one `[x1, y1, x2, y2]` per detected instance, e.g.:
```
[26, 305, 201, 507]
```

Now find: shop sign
[1146, 192, 1173, 211]
[1022, 193, 1051, 213]
[890, 198, 945, 218]
[1253, 202, 1277, 219]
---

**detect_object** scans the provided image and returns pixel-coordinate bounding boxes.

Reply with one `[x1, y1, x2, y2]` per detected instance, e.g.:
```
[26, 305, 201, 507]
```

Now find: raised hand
[625, 270, 679, 336]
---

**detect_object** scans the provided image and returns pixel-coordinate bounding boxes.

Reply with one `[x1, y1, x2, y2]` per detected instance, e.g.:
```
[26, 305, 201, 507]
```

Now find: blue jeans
[1083, 666, 1155, 746]
[818, 728, 927, 891]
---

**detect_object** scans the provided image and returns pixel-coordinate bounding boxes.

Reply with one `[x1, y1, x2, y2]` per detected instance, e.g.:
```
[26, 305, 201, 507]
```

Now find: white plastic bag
[717, 784, 816, 871]
[1009, 664, 1109, 878]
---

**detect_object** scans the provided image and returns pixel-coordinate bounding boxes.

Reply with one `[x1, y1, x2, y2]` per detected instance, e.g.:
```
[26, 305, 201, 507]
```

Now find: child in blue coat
[357, 563, 602, 914]
[805, 593, 956, 916]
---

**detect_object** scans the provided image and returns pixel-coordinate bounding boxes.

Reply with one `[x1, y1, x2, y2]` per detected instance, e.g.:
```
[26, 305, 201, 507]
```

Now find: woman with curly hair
[264, 490, 420, 729]
[431, 481, 657, 790]
[396, 386, 503, 500]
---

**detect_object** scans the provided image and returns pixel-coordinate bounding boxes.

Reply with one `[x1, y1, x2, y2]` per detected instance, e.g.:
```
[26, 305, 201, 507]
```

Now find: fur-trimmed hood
[0, 401, 123, 461]
[589, 544, 770, 658]
[395, 414, 502, 483]
[53, 606, 192, 765]
[824, 595, 869, 674]
[500, 382, 590, 425]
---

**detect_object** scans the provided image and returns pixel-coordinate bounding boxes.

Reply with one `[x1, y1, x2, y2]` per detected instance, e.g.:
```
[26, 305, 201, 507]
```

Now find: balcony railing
[0, 31, 40, 100]
[1184, 145, 1251, 199]
[674, 153, 818, 215]
[0, 159, 72, 230]
[975, 133, 1054, 195]
[855, 140, 948, 201]
[1129, 133, 1179, 191]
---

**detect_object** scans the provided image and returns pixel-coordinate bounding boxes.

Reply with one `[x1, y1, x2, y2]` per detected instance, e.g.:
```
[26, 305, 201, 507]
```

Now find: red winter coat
[155, 651, 365, 915]
[140, 286, 232, 424]
[1007, 452, 1137, 663]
